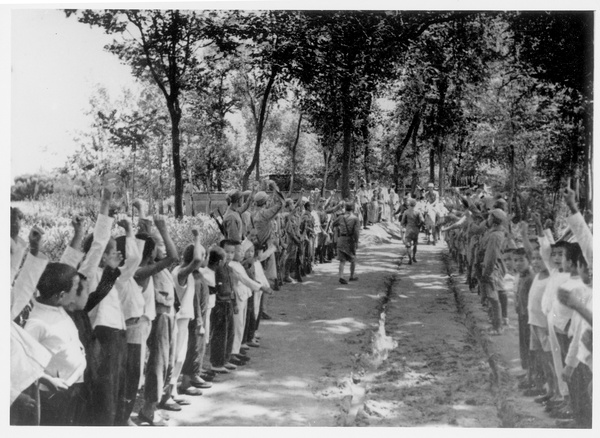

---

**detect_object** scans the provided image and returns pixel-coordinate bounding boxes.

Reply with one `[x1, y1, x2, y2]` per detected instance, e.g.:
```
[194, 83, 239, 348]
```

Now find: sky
[10, 8, 138, 180]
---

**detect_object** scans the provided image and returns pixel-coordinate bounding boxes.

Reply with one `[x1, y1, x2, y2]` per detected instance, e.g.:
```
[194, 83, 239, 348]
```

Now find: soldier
[333, 202, 360, 284]
[222, 188, 254, 242]
[400, 199, 424, 265]
[283, 196, 304, 283]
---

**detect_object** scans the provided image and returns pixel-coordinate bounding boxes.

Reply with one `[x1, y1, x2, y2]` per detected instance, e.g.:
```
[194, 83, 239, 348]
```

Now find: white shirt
[229, 260, 262, 302]
[11, 252, 48, 320]
[172, 266, 196, 320]
[154, 268, 175, 308]
[11, 321, 52, 405]
[311, 210, 322, 234]
[25, 301, 86, 386]
[566, 212, 592, 266]
[527, 274, 550, 328]
[198, 267, 216, 309]
[11, 235, 28, 284]
[88, 235, 142, 330]
[118, 239, 146, 321]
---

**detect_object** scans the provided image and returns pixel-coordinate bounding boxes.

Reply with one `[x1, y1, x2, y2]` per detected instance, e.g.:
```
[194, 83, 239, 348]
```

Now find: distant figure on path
[333, 202, 360, 284]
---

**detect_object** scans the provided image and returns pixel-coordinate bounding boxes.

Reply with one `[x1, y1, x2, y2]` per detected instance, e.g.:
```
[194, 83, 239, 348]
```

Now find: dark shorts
[338, 249, 355, 263]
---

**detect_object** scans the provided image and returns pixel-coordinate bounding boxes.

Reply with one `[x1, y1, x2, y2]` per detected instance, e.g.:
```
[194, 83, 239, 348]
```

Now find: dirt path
[163, 230, 400, 426]
[144, 224, 560, 427]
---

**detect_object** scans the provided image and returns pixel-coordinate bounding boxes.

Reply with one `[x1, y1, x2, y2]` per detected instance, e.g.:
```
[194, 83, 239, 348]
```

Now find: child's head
[100, 238, 118, 268]
[208, 246, 226, 267]
[562, 242, 583, 275]
[233, 243, 244, 262]
[115, 236, 129, 267]
[530, 249, 547, 274]
[502, 249, 515, 271]
[37, 262, 80, 307]
[219, 239, 237, 263]
[512, 248, 530, 274]
[241, 239, 255, 260]
[550, 242, 567, 271]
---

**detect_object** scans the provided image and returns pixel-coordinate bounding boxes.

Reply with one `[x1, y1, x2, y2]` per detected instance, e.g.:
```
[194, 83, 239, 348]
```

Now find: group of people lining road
[9, 177, 374, 427]
[441, 183, 592, 429]
[9, 175, 592, 428]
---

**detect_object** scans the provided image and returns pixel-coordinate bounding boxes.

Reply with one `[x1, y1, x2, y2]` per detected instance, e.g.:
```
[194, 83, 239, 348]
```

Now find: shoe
[523, 388, 546, 397]
[534, 394, 553, 403]
[138, 411, 168, 426]
[247, 341, 260, 347]
[159, 398, 182, 411]
[260, 312, 272, 320]
[232, 354, 250, 362]
[202, 369, 216, 376]
[127, 418, 138, 426]
[413, 257, 417, 263]
[182, 387, 203, 396]
[550, 408, 573, 420]
[228, 357, 246, 366]
[211, 366, 230, 374]
[349, 277, 359, 281]
[173, 397, 191, 405]
[189, 376, 213, 389]
[283, 277, 293, 283]
[224, 362, 237, 370]
[339, 278, 348, 284]
[199, 374, 215, 382]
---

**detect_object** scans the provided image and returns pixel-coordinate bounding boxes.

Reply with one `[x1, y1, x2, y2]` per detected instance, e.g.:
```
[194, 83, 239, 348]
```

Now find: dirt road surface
[140, 223, 561, 428]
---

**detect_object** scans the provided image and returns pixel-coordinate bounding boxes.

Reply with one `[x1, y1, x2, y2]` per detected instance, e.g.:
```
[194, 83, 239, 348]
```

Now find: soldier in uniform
[284, 197, 303, 282]
[333, 202, 360, 284]
[401, 199, 424, 265]
[222, 188, 253, 242]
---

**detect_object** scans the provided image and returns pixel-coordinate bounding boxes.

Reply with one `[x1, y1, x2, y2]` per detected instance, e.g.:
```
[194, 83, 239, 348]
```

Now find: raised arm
[11, 228, 49, 319]
[60, 215, 86, 268]
[134, 215, 180, 281]
[176, 228, 204, 285]
[78, 188, 115, 282]
[115, 217, 143, 284]
[564, 186, 592, 265]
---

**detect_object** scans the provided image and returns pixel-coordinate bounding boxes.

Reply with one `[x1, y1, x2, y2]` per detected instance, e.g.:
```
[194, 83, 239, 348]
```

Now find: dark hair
[564, 242, 583, 266]
[577, 252, 588, 268]
[219, 239, 238, 249]
[183, 244, 195, 265]
[136, 232, 156, 260]
[345, 202, 354, 212]
[208, 246, 226, 265]
[37, 263, 78, 300]
[513, 247, 530, 260]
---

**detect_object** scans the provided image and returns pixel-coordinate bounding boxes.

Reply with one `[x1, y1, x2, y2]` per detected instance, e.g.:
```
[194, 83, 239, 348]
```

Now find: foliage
[11, 173, 55, 201]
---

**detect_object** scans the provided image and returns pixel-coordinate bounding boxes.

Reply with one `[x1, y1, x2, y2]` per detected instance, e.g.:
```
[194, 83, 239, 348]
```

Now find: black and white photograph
[6, 1, 596, 429]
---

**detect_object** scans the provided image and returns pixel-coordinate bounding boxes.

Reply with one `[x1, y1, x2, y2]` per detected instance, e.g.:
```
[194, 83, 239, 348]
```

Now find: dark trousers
[10, 383, 38, 425]
[115, 342, 141, 425]
[570, 363, 593, 428]
[243, 293, 257, 344]
[361, 203, 368, 226]
[144, 312, 173, 405]
[182, 317, 206, 377]
[40, 382, 84, 425]
[518, 314, 531, 370]
[499, 290, 508, 319]
[90, 326, 127, 426]
[210, 300, 234, 367]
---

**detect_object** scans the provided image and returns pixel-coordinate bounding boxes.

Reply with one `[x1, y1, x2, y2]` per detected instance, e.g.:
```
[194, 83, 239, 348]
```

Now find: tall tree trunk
[429, 148, 435, 183]
[288, 113, 303, 196]
[395, 107, 422, 189]
[340, 77, 353, 199]
[241, 66, 279, 190]
[437, 138, 444, 196]
[322, 148, 332, 196]
[169, 100, 183, 218]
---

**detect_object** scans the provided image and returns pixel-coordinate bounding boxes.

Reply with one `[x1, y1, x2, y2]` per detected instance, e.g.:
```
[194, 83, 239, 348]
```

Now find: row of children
[10, 178, 362, 426]
[442, 184, 592, 428]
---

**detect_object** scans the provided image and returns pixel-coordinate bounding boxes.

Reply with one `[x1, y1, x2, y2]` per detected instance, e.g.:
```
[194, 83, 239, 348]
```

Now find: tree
[66, 9, 228, 217]
[293, 11, 461, 198]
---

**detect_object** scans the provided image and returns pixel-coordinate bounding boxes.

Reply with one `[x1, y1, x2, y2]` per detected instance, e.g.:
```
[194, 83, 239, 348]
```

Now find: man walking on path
[401, 199, 424, 265]
[333, 202, 360, 284]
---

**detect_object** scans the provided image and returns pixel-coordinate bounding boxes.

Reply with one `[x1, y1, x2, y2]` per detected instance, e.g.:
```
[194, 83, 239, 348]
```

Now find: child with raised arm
[168, 228, 205, 403]
[135, 214, 180, 426]
[210, 242, 236, 373]
[532, 213, 571, 406]
[229, 241, 274, 365]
